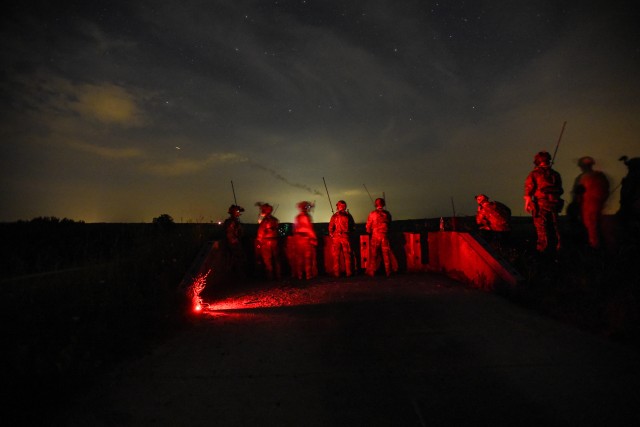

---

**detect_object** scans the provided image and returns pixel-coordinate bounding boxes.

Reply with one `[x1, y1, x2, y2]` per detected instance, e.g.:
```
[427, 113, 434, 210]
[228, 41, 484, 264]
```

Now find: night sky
[2, 1, 638, 224]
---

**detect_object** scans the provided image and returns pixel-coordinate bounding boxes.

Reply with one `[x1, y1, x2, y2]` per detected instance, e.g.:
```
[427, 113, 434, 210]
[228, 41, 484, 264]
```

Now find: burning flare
[186, 269, 211, 312]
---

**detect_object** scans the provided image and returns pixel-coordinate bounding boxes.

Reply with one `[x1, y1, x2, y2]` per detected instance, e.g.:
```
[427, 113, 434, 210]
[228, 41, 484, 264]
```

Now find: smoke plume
[250, 162, 323, 196]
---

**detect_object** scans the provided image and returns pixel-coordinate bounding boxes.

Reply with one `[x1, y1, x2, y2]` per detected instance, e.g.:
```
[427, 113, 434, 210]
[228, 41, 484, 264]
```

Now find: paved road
[61, 273, 640, 426]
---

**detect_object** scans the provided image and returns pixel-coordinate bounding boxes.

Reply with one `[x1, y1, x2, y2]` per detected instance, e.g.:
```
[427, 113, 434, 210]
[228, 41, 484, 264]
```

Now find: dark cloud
[1, 0, 638, 223]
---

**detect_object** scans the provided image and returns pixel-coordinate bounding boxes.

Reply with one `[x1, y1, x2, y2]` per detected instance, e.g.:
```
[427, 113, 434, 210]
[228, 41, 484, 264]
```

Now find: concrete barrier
[426, 231, 523, 290]
[179, 240, 220, 291]
[180, 231, 523, 293]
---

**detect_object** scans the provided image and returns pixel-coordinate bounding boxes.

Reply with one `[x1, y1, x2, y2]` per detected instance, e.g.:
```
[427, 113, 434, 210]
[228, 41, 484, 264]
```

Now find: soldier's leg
[261, 245, 273, 279]
[582, 204, 600, 248]
[310, 246, 318, 278]
[295, 237, 305, 279]
[271, 242, 281, 280]
[343, 239, 353, 277]
[304, 245, 314, 279]
[551, 212, 561, 251]
[381, 237, 392, 276]
[366, 237, 380, 276]
[306, 245, 318, 279]
[534, 214, 548, 252]
[331, 240, 341, 277]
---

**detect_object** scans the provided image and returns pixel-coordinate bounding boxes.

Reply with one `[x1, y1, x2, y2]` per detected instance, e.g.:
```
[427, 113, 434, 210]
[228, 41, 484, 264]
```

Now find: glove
[524, 196, 534, 213]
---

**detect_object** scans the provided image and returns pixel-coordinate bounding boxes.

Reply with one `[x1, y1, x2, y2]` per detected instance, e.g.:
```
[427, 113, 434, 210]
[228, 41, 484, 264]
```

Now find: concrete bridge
[58, 232, 640, 426]
[181, 229, 523, 310]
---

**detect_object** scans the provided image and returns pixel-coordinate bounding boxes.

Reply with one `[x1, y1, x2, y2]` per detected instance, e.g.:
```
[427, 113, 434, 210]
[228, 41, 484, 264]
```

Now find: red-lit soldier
[256, 203, 281, 280]
[328, 200, 355, 277]
[524, 151, 564, 255]
[568, 156, 610, 249]
[365, 197, 394, 276]
[475, 194, 511, 245]
[293, 201, 318, 280]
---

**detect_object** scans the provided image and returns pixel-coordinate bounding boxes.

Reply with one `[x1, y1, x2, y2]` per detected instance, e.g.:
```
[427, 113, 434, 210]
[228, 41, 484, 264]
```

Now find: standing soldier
[568, 156, 610, 249]
[524, 151, 564, 255]
[366, 197, 394, 277]
[328, 200, 355, 277]
[293, 201, 318, 280]
[222, 204, 246, 278]
[475, 194, 512, 245]
[617, 155, 640, 241]
[256, 203, 281, 280]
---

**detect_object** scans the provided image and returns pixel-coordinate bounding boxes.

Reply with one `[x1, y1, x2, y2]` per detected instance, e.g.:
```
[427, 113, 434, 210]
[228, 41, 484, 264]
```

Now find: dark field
[1, 216, 639, 420]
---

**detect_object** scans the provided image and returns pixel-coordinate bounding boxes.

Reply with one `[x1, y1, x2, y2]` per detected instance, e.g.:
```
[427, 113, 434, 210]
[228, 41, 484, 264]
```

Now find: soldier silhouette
[617, 155, 640, 242]
[222, 204, 247, 280]
[567, 156, 610, 249]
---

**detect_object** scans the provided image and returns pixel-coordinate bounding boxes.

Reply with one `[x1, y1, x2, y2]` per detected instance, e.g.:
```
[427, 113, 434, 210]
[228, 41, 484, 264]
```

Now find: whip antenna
[323, 177, 334, 214]
[552, 121, 567, 165]
[230, 180, 238, 205]
[363, 184, 375, 206]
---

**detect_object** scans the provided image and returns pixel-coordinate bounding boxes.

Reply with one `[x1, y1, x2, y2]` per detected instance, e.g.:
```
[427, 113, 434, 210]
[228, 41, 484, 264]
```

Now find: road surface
[60, 273, 640, 426]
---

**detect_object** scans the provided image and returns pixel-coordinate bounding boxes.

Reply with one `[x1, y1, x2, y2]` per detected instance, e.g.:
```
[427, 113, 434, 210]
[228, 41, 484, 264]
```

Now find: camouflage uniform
[328, 200, 355, 277]
[256, 204, 281, 280]
[475, 194, 511, 245]
[366, 198, 393, 276]
[524, 152, 564, 253]
[293, 201, 318, 280]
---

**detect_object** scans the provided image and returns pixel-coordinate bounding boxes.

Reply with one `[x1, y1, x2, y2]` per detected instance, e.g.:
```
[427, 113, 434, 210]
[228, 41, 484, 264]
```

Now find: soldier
[328, 200, 355, 277]
[366, 197, 394, 277]
[222, 204, 246, 278]
[567, 156, 610, 249]
[524, 151, 564, 255]
[293, 201, 318, 280]
[475, 194, 511, 244]
[617, 155, 640, 240]
[256, 203, 281, 280]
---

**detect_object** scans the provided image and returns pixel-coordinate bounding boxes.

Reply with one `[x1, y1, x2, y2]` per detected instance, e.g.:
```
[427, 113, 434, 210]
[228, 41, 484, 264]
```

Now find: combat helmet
[578, 156, 595, 167]
[297, 201, 313, 211]
[260, 203, 273, 215]
[475, 194, 489, 204]
[534, 151, 552, 166]
[228, 204, 245, 215]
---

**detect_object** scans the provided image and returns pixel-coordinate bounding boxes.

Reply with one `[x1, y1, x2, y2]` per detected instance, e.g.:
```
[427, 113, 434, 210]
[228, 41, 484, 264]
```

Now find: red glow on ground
[198, 276, 417, 316]
[198, 280, 352, 315]
[203, 294, 309, 312]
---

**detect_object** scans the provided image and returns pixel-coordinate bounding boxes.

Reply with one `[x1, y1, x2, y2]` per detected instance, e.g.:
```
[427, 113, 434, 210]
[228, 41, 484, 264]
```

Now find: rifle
[323, 177, 334, 214]
[551, 121, 567, 165]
